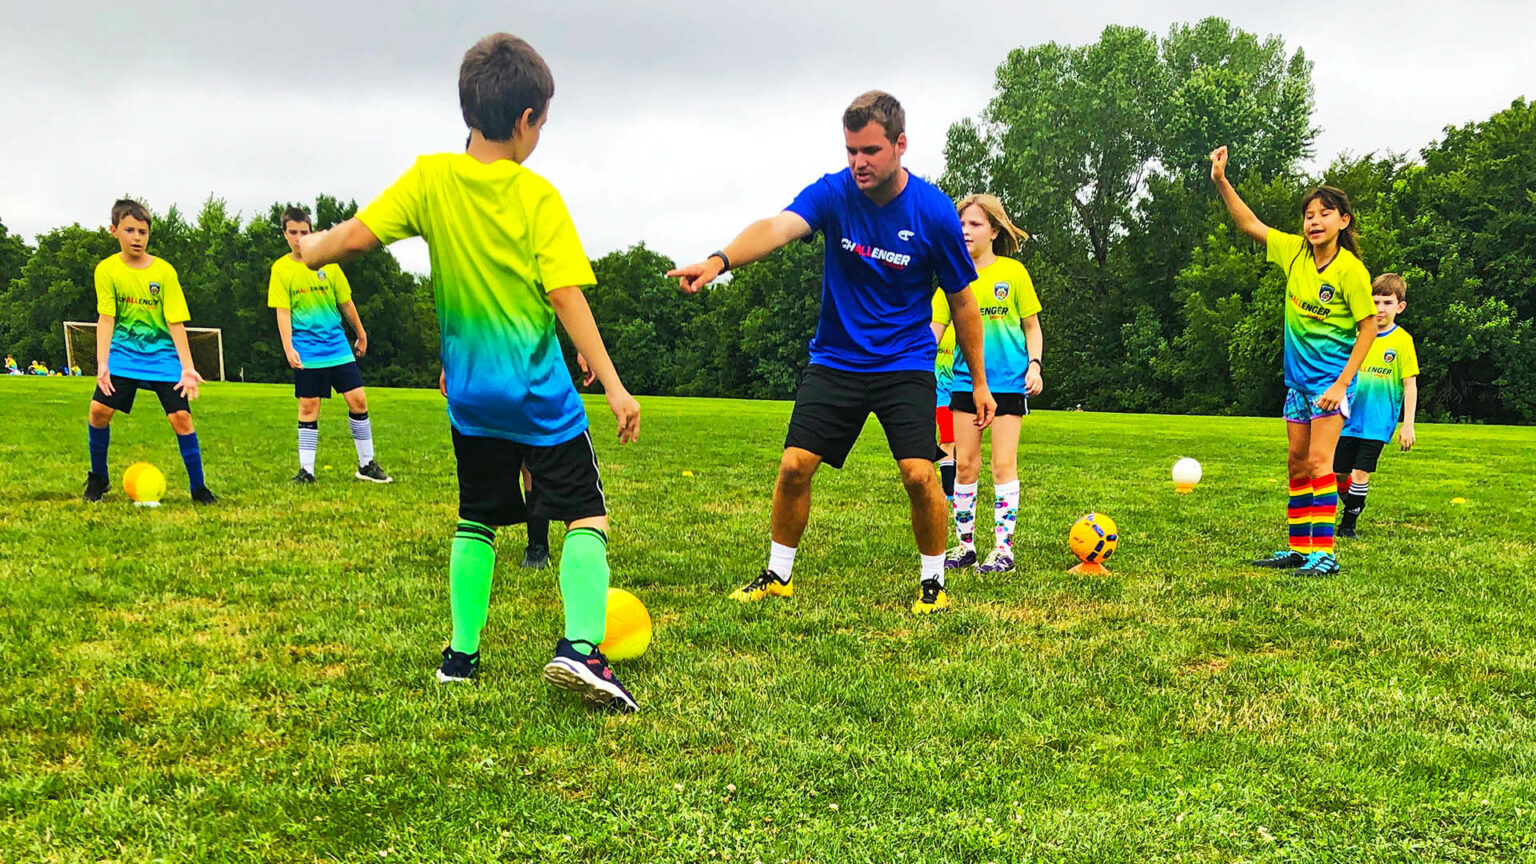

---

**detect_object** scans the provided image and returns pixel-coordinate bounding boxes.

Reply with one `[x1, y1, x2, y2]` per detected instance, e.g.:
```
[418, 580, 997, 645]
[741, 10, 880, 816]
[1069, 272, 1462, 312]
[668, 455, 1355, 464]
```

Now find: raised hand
[1209, 146, 1229, 183]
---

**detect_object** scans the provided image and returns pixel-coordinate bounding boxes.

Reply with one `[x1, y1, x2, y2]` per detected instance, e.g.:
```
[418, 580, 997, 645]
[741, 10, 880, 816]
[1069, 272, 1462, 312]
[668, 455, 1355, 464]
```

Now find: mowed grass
[1, 377, 1534, 863]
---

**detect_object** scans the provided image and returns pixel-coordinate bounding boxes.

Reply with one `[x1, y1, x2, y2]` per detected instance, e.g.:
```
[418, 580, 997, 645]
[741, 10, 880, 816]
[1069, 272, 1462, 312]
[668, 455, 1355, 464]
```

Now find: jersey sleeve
[1341, 262, 1375, 324]
[357, 160, 425, 246]
[931, 288, 952, 327]
[1399, 333, 1420, 380]
[929, 205, 979, 293]
[94, 260, 116, 316]
[267, 261, 290, 309]
[532, 183, 596, 293]
[329, 265, 353, 305]
[1011, 260, 1042, 319]
[1265, 229, 1306, 270]
[784, 175, 833, 234]
[160, 264, 190, 324]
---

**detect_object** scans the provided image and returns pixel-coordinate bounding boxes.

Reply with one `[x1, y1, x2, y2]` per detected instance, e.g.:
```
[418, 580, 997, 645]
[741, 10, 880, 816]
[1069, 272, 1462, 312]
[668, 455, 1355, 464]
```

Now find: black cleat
[355, 460, 393, 483]
[292, 468, 316, 485]
[435, 646, 480, 684]
[521, 543, 550, 569]
[83, 471, 110, 502]
[191, 486, 219, 505]
[1251, 550, 1306, 569]
[1337, 523, 1357, 539]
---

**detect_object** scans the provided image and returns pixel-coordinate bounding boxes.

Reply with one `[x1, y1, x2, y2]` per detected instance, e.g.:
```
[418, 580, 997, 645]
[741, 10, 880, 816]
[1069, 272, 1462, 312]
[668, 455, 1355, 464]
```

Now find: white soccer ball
[1172, 457, 1202, 486]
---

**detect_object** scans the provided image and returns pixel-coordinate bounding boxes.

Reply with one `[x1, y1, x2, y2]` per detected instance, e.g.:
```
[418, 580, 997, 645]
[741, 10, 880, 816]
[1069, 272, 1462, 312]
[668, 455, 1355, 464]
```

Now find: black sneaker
[1251, 550, 1306, 569]
[292, 469, 316, 485]
[83, 471, 110, 502]
[521, 543, 550, 569]
[435, 646, 479, 683]
[355, 460, 393, 483]
[1337, 523, 1357, 539]
[191, 486, 219, 505]
[542, 639, 638, 713]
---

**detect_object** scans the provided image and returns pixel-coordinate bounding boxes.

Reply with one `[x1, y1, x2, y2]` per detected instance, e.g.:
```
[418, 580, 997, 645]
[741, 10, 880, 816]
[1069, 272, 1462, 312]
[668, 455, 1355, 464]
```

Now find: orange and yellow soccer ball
[123, 462, 167, 505]
[600, 587, 652, 662]
[1069, 513, 1119, 564]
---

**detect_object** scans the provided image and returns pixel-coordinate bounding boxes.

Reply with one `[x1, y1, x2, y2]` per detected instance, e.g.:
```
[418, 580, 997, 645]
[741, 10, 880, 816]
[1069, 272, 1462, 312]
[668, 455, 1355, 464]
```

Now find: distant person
[269, 206, 391, 485]
[1335, 273, 1419, 537]
[84, 198, 217, 505]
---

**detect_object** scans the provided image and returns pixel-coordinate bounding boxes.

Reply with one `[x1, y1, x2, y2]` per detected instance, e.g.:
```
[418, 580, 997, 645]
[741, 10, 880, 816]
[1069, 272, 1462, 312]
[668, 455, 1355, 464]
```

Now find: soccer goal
[63, 321, 226, 382]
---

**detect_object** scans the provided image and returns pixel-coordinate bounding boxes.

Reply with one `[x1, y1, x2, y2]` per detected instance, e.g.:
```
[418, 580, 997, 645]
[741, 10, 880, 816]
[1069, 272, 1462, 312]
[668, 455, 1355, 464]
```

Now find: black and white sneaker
[521, 543, 550, 569]
[542, 639, 638, 713]
[83, 471, 110, 502]
[355, 461, 393, 483]
[190, 486, 219, 505]
[435, 646, 480, 683]
[292, 468, 316, 485]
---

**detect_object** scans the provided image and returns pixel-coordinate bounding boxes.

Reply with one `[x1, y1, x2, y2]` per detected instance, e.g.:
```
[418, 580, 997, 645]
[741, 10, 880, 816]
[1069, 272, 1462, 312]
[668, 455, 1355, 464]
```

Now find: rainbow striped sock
[1287, 479, 1313, 554]
[1311, 474, 1338, 554]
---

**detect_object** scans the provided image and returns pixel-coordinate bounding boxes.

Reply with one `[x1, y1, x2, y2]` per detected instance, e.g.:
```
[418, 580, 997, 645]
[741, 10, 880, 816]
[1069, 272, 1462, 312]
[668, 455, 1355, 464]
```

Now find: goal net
[63, 321, 226, 381]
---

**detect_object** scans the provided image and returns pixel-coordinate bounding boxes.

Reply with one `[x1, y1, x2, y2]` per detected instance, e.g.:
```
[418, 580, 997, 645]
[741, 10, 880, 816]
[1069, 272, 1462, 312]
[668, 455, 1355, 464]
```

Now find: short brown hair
[459, 33, 554, 141]
[1372, 272, 1407, 301]
[843, 91, 905, 142]
[281, 206, 312, 230]
[111, 198, 151, 227]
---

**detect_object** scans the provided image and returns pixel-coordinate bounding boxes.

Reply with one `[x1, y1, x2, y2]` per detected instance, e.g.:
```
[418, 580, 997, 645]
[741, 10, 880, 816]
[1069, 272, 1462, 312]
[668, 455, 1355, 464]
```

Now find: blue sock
[177, 431, 205, 491]
[88, 424, 110, 477]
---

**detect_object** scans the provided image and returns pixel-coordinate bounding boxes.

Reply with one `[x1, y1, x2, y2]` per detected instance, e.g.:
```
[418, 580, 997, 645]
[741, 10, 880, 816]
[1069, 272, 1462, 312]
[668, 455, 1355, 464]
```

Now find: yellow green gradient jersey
[94, 255, 189, 382]
[358, 153, 596, 444]
[1345, 325, 1419, 442]
[1266, 230, 1375, 393]
[268, 256, 355, 368]
[930, 289, 956, 406]
[935, 257, 1041, 394]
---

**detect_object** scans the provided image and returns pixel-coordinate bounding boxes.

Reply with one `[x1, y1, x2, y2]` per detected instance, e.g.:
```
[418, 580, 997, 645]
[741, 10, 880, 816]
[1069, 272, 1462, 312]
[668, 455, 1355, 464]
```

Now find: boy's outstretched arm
[667, 211, 812, 292]
[1400, 377, 1418, 451]
[1209, 146, 1270, 243]
[548, 285, 640, 444]
[300, 220, 381, 269]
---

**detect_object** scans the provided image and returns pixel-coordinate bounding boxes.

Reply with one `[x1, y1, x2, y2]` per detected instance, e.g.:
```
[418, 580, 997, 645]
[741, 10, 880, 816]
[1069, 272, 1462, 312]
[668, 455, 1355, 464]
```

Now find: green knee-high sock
[449, 520, 497, 654]
[560, 527, 610, 653]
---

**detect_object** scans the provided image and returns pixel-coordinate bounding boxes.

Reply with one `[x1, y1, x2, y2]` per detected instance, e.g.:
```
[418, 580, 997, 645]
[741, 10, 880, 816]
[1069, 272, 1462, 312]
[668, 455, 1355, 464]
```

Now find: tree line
[2, 17, 1531, 422]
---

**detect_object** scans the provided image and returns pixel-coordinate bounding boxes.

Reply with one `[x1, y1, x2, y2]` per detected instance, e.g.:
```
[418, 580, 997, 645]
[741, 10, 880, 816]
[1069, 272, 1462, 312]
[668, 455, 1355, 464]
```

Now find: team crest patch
[1318, 284, 1335, 303]
[317, 271, 327, 281]
[148, 282, 161, 295]
[993, 282, 1010, 301]
[1383, 349, 1397, 364]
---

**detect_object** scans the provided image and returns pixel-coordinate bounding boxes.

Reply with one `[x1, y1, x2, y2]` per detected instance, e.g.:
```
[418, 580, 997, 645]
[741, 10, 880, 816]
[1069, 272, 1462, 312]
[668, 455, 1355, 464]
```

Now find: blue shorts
[1283, 385, 1355, 425]
[295, 361, 364, 399]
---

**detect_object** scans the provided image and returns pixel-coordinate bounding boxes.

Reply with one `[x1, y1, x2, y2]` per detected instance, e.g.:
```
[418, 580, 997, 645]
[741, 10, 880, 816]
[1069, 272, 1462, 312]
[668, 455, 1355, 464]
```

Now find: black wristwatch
[1029, 358, 1042, 369]
[709, 250, 731, 272]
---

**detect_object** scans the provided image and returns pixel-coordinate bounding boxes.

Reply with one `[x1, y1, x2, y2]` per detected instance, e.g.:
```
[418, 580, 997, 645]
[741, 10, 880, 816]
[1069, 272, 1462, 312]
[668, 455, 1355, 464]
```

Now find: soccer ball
[123, 462, 166, 506]
[1069, 513, 1119, 564]
[1172, 457, 1202, 490]
[600, 587, 652, 662]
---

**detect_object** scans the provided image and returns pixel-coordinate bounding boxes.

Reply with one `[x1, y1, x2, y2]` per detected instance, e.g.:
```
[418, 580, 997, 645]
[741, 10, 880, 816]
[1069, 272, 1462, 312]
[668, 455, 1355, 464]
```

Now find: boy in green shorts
[300, 33, 643, 712]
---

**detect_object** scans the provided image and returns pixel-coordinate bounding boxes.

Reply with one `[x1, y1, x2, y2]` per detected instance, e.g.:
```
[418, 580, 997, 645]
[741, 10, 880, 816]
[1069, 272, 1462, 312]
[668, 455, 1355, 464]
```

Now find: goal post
[63, 321, 226, 382]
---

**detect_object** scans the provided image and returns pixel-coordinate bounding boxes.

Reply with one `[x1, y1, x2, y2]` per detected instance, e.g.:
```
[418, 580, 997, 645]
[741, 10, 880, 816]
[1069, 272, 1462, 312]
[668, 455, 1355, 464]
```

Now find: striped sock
[348, 411, 374, 467]
[1311, 474, 1338, 554]
[298, 421, 318, 473]
[1346, 480, 1369, 516]
[1287, 479, 1313, 554]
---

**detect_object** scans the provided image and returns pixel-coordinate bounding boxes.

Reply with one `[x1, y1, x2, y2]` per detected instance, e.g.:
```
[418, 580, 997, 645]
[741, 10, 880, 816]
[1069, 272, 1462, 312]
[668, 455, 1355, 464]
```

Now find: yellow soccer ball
[600, 587, 652, 662]
[1069, 513, 1119, 564]
[123, 462, 167, 505]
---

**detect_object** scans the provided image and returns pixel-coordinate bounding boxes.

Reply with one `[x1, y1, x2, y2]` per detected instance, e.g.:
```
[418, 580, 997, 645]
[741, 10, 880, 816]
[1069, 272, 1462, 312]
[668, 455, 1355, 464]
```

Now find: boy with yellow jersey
[1335, 273, 1419, 537]
[269, 206, 391, 485]
[300, 34, 643, 712]
[85, 199, 216, 505]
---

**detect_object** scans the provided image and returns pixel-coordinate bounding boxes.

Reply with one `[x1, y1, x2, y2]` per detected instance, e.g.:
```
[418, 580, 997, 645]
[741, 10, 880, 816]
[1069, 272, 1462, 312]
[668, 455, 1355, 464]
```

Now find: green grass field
[1, 377, 1534, 863]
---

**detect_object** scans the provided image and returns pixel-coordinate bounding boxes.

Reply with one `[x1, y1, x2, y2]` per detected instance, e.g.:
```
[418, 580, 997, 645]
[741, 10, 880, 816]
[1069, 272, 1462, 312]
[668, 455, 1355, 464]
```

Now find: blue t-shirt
[785, 169, 977, 373]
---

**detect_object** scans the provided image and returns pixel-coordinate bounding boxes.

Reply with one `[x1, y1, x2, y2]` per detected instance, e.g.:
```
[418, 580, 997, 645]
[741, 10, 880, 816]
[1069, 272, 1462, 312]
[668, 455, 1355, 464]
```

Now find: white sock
[953, 481, 979, 551]
[921, 552, 945, 588]
[993, 480, 1020, 549]
[349, 411, 374, 467]
[298, 422, 318, 473]
[768, 542, 796, 580]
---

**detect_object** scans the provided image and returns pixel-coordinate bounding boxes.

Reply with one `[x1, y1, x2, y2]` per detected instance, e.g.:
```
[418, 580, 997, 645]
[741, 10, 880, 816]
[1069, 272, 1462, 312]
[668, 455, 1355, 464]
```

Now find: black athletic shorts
[1334, 435, 1386, 474]
[451, 427, 607, 526]
[951, 390, 1029, 417]
[783, 364, 936, 469]
[295, 361, 364, 399]
[92, 376, 189, 415]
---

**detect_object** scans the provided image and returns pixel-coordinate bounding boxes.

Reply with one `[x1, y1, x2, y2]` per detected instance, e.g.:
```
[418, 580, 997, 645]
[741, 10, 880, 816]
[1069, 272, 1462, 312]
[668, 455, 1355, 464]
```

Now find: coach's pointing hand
[667, 257, 726, 294]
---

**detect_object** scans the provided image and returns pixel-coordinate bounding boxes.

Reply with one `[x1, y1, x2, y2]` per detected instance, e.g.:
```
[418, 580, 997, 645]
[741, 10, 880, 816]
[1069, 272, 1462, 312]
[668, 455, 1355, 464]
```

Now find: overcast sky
[3, 1, 1532, 275]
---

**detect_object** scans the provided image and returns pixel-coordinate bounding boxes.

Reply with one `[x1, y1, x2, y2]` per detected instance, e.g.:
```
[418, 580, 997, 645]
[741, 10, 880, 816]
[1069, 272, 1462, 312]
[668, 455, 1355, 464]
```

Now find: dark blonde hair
[281, 206, 311, 230]
[110, 199, 151, 227]
[1372, 272, 1407, 301]
[843, 91, 905, 142]
[956, 193, 1029, 257]
[459, 33, 554, 141]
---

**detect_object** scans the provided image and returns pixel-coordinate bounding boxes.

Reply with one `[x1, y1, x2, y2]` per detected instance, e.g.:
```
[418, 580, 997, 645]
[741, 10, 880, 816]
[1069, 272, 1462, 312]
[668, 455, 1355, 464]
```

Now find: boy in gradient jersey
[300, 33, 643, 712]
[269, 206, 391, 485]
[84, 199, 216, 505]
[1334, 273, 1419, 537]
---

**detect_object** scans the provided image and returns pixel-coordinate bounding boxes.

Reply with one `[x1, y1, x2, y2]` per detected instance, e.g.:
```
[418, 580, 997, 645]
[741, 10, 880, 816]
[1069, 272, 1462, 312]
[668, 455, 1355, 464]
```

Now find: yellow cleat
[732, 570, 793, 602]
[911, 579, 950, 615]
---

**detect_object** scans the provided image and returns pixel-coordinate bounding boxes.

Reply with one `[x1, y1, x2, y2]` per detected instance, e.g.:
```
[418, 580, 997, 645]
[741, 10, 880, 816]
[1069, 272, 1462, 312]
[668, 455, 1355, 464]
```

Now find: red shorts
[935, 406, 955, 445]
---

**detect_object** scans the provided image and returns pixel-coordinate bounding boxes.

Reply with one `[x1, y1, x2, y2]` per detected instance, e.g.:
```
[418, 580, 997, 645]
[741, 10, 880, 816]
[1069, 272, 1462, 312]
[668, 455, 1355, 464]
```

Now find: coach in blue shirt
[670, 90, 994, 615]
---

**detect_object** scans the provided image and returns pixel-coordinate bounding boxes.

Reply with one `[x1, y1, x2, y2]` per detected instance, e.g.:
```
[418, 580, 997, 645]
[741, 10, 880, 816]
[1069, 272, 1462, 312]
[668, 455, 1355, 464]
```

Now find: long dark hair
[1298, 185, 1361, 261]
